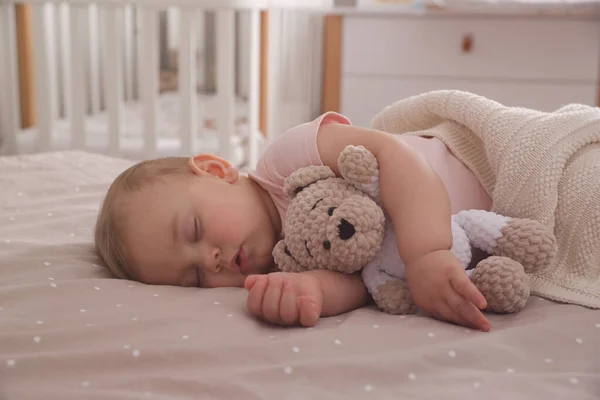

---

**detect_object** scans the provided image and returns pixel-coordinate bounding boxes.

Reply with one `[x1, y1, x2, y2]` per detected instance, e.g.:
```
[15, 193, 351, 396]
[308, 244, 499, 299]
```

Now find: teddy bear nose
[338, 219, 356, 240]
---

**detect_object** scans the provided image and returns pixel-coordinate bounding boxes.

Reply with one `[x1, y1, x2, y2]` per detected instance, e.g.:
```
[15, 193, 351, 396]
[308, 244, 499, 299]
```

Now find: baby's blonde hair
[94, 157, 191, 280]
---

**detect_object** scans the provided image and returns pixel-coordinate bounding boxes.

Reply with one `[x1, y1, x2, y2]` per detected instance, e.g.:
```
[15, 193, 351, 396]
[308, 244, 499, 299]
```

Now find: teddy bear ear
[272, 240, 306, 273]
[283, 165, 336, 199]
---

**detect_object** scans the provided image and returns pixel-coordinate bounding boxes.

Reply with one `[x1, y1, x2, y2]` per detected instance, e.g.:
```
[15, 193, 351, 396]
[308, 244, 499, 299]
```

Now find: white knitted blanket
[371, 90, 600, 309]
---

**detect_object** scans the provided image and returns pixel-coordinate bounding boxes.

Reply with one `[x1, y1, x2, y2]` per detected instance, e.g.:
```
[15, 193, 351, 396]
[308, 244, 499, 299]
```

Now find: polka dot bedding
[1, 151, 598, 400]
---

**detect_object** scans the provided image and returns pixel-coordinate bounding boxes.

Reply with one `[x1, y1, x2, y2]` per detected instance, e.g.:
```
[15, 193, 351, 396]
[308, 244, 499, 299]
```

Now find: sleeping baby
[94, 90, 600, 332]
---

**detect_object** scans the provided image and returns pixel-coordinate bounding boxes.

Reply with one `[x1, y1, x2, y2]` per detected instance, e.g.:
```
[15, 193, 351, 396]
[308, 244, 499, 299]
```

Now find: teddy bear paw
[338, 145, 380, 197]
[372, 279, 417, 315]
[470, 256, 530, 314]
[494, 218, 557, 274]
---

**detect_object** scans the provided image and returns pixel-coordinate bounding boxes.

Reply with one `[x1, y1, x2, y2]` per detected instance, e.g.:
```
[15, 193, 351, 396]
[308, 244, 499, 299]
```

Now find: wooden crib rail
[0, 0, 334, 8]
[0, 4, 20, 154]
[0, 0, 275, 161]
[0, 0, 332, 161]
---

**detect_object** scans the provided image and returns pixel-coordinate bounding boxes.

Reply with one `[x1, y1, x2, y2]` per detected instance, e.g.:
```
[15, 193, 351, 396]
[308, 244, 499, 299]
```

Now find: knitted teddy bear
[273, 145, 558, 315]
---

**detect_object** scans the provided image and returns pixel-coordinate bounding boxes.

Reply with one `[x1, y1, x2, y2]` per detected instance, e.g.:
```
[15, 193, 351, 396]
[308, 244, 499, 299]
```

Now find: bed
[1, 151, 599, 399]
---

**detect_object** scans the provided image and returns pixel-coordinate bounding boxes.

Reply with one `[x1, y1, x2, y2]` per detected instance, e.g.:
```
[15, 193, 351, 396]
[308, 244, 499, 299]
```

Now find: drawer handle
[462, 33, 473, 53]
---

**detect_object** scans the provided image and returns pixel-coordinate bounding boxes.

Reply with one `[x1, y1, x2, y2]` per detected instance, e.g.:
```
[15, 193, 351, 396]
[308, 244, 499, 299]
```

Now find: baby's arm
[245, 270, 367, 327]
[316, 123, 490, 331]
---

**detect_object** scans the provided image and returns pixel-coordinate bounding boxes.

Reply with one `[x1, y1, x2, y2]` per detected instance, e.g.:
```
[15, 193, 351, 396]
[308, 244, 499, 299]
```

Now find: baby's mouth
[230, 248, 248, 274]
[230, 250, 241, 272]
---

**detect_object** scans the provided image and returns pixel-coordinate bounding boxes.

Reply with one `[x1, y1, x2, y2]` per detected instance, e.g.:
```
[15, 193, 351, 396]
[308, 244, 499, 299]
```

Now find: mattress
[1, 151, 599, 400]
[16, 92, 260, 165]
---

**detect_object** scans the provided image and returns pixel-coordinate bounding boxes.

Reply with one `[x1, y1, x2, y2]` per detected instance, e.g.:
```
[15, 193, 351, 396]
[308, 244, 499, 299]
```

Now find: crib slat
[87, 4, 101, 114]
[102, 6, 122, 156]
[167, 7, 179, 50]
[123, 5, 134, 101]
[32, 3, 54, 151]
[141, 7, 159, 158]
[178, 11, 198, 153]
[59, 4, 71, 120]
[134, 7, 142, 101]
[0, 4, 20, 154]
[216, 10, 235, 161]
[47, 3, 60, 121]
[69, 5, 86, 149]
[247, 10, 261, 167]
[266, 9, 281, 143]
[196, 12, 205, 90]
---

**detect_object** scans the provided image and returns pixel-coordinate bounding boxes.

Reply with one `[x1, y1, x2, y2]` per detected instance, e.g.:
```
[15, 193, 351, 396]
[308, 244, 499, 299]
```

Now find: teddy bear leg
[454, 210, 557, 274]
[469, 256, 530, 314]
[372, 279, 417, 315]
[362, 262, 416, 315]
[493, 218, 557, 274]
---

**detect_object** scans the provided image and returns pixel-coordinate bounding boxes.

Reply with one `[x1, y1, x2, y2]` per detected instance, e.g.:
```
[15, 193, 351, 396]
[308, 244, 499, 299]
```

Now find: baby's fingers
[279, 281, 299, 325]
[432, 302, 468, 329]
[298, 296, 320, 327]
[445, 290, 490, 332]
[246, 275, 268, 317]
[450, 271, 487, 310]
[262, 276, 284, 322]
[244, 275, 261, 291]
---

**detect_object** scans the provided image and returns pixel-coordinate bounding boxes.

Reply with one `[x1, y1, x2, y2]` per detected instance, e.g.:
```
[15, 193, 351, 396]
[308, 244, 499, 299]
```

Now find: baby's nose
[212, 247, 220, 261]
[338, 219, 356, 240]
[201, 246, 221, 272]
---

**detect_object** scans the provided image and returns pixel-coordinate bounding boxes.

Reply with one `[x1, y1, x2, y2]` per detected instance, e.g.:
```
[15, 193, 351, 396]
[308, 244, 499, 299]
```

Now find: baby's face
[120, 174, 279, 288]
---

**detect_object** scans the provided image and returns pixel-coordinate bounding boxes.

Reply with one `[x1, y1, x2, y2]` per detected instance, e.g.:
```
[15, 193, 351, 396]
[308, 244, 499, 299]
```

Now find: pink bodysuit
[249, 112, 492, 230]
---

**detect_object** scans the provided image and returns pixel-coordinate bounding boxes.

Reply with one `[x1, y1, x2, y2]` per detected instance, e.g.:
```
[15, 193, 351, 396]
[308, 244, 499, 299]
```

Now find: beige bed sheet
[1, 151, 599, 400]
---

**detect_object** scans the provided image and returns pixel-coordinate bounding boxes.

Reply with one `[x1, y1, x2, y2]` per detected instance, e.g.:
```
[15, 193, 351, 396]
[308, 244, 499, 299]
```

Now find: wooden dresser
[324, 9, 600, 127]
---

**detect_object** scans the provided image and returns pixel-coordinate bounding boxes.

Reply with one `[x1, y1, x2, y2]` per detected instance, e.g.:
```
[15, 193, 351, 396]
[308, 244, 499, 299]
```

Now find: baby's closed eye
[186, 216, 202, 244]
[193, 217, 201, 242]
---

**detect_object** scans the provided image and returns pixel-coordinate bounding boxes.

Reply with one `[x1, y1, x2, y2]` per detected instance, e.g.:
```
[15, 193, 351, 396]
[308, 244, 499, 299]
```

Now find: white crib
[0, 0, 333, 168]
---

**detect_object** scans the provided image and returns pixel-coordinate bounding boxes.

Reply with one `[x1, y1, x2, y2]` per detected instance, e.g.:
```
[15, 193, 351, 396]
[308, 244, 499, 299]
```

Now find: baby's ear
[188, 154, 238, 183]
[272, 240, 305, 273]
[283, 166, 335, 199]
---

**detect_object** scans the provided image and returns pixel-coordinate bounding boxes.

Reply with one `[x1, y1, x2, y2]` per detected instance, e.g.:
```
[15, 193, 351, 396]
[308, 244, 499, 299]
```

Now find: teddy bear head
[272, 165, 385, 274]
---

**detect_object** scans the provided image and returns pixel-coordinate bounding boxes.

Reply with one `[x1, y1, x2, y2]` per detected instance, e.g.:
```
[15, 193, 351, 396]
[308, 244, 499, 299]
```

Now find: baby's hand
[244, 272, 324, 327]
[406, 249, 491, 332]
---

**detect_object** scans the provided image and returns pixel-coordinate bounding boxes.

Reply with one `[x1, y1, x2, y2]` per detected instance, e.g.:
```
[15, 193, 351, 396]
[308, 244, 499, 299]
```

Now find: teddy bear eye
[328, 207, 336, 216]
[323, 240, 331, 250]
[311, 198, 324, 211]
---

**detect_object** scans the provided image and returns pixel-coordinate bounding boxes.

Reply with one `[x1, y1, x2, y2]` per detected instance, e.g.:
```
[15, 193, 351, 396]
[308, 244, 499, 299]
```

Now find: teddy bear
[272, 145, 558, 315]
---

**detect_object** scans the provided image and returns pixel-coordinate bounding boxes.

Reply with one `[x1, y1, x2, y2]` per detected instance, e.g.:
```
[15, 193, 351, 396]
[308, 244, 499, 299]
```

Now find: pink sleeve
[249, 112, 351, 195]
